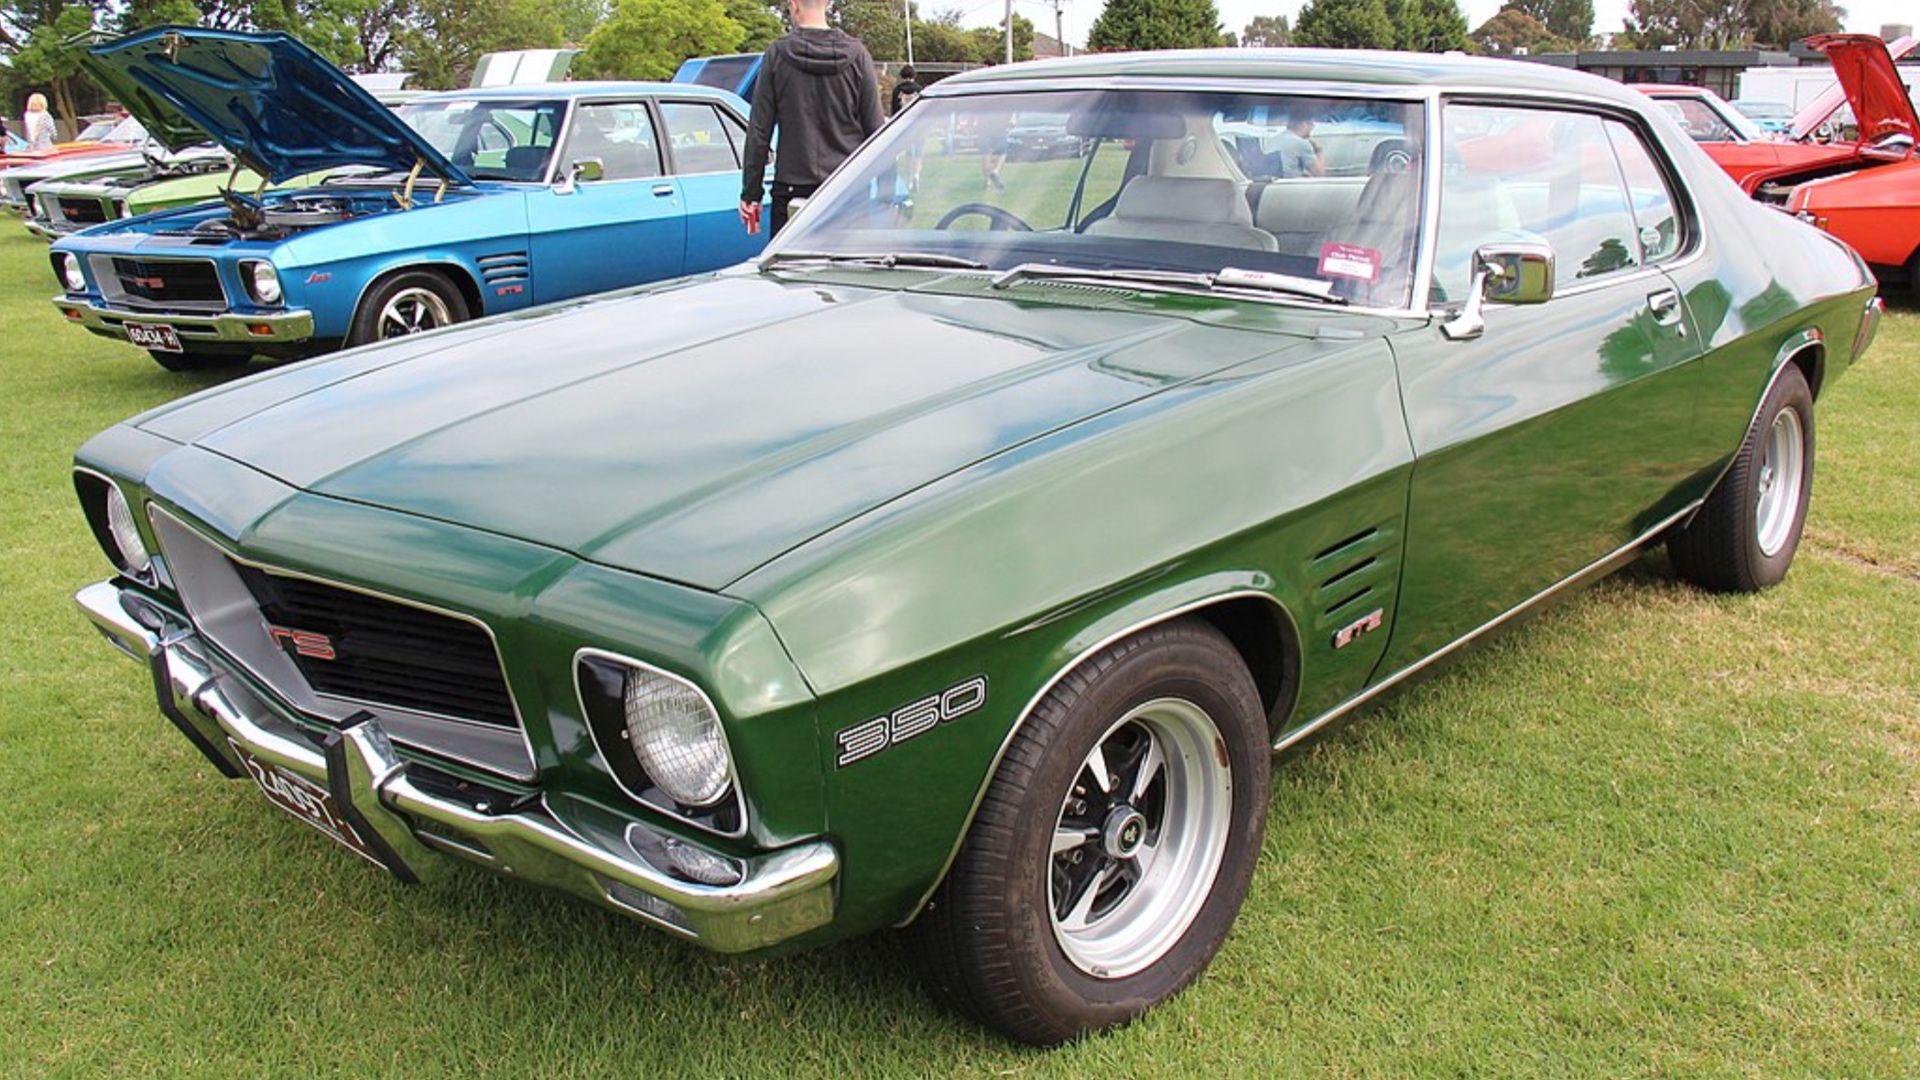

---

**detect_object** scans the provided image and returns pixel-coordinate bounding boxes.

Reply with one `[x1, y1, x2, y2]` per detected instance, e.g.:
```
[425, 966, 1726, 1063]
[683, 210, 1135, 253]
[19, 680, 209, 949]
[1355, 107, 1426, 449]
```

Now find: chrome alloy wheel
[375, 287, 453, 340]
[1755, 406, 1805, 558]
[1049, 697, 1233, 979]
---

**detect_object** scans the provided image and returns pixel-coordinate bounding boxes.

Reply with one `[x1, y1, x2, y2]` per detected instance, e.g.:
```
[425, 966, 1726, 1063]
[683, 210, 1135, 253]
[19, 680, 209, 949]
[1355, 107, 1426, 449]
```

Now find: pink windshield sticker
[1317, 242, 1382, 283]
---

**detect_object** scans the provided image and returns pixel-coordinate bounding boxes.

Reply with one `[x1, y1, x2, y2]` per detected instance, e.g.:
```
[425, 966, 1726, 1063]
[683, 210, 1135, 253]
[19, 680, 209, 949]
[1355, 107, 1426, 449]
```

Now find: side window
[564, 102, 662, 182]
[1436, 104, 1642, 302]
[660, 102, 741, 174]
[1604, 121, 1684, 265]
[1662, 97, 1734, 142]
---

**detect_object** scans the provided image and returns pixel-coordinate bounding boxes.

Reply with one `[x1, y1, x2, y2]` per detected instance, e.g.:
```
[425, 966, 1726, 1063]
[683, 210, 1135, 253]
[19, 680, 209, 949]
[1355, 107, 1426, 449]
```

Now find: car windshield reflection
[774, 89, 1426, 308]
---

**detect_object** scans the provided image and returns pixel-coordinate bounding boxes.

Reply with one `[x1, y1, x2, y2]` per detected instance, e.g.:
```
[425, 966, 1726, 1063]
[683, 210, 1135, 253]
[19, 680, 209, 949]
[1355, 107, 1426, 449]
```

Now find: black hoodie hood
[778, 28, 867, 75]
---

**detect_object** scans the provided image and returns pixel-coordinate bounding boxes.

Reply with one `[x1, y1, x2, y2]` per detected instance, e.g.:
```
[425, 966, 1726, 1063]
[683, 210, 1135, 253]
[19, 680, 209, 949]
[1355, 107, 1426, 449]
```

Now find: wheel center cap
[1102, 805, 1147, 859]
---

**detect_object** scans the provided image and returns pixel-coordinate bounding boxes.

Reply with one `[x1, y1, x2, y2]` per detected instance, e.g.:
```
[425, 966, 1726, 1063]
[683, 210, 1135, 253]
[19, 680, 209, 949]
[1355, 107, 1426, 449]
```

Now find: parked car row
[62, 32, 1883, 1045]
[39, 28, 764, 369]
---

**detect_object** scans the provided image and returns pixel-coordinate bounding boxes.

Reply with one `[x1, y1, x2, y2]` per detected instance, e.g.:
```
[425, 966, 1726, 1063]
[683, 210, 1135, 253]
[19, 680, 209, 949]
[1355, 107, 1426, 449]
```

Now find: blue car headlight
[242, 260, 283, 306]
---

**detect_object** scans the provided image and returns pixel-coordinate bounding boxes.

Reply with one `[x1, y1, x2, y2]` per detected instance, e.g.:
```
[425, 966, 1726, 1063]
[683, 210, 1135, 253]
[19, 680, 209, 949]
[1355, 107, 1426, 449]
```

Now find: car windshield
[398, 98, 567, 181]
[1735, 100, 1791, 120]
[774, 88, 1427, 308]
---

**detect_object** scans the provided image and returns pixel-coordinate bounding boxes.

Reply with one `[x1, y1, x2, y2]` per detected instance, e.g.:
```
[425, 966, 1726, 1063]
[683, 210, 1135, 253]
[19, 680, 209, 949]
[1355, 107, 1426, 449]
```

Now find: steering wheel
[935, 202, 1035, 232]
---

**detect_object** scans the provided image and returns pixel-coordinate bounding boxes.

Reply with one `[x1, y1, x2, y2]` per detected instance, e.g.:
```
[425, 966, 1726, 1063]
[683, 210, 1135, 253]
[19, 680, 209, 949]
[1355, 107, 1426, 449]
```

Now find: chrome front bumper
[77, 580, 838, 953]
[52, 297, 316, 345]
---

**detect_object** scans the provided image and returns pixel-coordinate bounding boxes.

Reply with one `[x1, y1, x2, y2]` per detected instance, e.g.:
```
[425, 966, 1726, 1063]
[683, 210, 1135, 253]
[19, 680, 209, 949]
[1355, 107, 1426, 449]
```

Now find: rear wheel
[1669, 363, 1814, 592]
[347, 270, 470, 347]
[909, 619, 1270, 1045]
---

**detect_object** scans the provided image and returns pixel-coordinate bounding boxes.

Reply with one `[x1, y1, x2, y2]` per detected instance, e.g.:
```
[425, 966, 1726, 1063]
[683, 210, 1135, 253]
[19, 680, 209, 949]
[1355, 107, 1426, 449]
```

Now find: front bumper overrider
[76, 580, 839, 953]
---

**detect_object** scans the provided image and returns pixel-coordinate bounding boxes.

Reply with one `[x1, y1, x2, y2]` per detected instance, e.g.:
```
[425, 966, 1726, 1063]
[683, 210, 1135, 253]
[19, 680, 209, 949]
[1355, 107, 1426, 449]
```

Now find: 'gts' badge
[1332, 608, 1384, 650]
[836, 676, 988, 768]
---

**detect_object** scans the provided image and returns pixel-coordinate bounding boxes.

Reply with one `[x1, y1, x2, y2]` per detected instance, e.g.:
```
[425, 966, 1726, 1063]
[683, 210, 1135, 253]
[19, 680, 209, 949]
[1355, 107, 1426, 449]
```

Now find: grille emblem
[127, 275, 166, 289]
[268, 626, 337, 660]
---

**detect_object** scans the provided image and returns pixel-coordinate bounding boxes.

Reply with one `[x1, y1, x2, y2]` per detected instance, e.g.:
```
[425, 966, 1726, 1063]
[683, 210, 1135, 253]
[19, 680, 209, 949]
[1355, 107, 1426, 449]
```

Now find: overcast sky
[967, 0, 1914, 49]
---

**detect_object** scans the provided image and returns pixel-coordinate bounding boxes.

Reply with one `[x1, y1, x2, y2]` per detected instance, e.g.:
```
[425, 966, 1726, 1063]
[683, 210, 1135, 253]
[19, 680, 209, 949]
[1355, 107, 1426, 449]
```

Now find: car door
[657, 97, 767, 272]
[1379, 102, 1706, 672]
[526, 99, 687, 302]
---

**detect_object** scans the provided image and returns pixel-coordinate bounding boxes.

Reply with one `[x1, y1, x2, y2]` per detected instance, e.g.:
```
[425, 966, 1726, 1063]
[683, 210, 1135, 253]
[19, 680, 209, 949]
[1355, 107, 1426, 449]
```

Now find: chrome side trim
[146, 503, 541, 782]
[895, 587, 1291, 926]
[572, 646, 749, 839]
[1271, 499, 1702, 753]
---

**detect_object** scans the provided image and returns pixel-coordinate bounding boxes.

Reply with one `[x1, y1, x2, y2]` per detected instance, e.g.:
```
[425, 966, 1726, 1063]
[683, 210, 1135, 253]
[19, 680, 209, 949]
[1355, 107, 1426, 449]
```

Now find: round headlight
[103, 484, 151, 577]
[623, 669, 732, 808]
[59, 252, 85, 293]
[246, 261, 283, 305]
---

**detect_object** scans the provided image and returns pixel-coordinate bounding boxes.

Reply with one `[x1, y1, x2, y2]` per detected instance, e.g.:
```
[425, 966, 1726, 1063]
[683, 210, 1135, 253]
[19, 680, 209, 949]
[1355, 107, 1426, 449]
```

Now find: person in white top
[23, 93, 57, 150]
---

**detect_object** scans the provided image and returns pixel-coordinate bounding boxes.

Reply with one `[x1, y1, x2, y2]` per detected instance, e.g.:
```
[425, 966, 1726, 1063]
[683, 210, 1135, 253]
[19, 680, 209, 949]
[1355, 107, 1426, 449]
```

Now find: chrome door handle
[1647, 288, 1683, 327]
[651, 184, 675, 197]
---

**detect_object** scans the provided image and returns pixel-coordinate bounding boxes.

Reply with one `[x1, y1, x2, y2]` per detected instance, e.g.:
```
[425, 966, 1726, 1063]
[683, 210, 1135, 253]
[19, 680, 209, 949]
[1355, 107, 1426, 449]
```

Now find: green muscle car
[73, 50, 1883, 1044]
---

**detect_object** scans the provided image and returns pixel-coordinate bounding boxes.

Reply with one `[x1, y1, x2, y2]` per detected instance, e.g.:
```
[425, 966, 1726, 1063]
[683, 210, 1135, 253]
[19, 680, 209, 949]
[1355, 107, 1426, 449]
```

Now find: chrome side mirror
[1442, 242, 1555, 341]
[553, 157, 604, 195]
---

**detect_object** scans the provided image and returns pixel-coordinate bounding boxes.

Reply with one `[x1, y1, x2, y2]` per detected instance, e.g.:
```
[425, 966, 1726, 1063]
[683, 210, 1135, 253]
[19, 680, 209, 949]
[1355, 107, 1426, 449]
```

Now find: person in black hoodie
[739, 0, 884, 236]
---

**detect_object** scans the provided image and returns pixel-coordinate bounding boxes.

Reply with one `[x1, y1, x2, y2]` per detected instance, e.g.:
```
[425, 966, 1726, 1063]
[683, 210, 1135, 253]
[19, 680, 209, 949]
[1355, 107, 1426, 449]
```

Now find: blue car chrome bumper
[53, 296, 316, 346]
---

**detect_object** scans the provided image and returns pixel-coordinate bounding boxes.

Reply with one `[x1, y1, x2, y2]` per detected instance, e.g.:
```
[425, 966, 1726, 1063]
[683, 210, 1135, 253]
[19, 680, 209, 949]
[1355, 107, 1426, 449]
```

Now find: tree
[831, 0, 903, 58]
[967, 12, 1033, 61]
[399, 0, 570, 86]
[1500, 0, 1590, 43]
[1747, 0, 1842, 48]
[1386, 0, 1466, 51]
[1087, 0, 1223, 52]
[723, 0, 782, 50]
[1241, 13, 1289, 46]
[576, 0, 741, 79]
[1616, 0, 1837, 49]
[1292, 0, 1393, 49]
[1470, 7, 1575, 53]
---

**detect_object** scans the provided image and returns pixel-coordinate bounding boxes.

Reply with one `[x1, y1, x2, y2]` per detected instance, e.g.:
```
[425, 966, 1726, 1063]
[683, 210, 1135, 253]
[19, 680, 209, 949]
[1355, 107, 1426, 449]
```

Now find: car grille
[233, 563, 519, 729]
[57, 196, 109, 225]
[106, 257, 225, 307]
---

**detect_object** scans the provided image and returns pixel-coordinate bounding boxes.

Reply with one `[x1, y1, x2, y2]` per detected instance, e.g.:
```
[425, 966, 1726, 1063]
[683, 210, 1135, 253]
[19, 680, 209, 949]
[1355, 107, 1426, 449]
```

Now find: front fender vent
[478, 251, 529, 286]
[1311, 523, 1400, 633]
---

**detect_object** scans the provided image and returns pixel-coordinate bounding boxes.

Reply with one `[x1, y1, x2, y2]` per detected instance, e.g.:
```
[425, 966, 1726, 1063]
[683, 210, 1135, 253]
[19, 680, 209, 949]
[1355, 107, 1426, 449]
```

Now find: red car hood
[1791, 34, 1918, 145]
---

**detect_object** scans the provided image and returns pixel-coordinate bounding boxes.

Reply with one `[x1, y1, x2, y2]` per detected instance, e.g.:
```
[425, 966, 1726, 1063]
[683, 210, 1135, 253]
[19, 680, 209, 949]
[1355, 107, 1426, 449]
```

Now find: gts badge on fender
[836, 676, 988, 768]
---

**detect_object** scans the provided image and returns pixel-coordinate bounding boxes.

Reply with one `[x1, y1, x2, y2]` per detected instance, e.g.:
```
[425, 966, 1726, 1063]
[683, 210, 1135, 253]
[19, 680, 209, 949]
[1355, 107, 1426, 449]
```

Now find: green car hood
[136, 271, 1313, 590]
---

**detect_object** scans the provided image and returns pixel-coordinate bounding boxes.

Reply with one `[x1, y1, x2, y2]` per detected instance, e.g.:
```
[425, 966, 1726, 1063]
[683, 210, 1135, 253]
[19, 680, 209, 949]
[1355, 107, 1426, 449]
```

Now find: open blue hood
[76, 27, 469, 186]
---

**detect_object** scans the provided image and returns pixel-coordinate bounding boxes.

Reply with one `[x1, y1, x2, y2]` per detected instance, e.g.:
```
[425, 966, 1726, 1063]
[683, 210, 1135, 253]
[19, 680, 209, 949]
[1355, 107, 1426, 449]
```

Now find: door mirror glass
[571, 158, 605, 183]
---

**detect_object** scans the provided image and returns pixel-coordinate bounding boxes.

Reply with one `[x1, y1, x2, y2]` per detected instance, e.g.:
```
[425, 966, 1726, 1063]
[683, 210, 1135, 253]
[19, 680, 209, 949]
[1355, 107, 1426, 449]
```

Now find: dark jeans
[770, 182, 819, 236]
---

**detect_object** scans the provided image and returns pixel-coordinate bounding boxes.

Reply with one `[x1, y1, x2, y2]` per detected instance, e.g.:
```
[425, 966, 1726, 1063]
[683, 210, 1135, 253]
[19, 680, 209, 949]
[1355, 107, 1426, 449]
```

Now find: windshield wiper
[762, 250, 989, 271]
[991, 263, 1344, 304]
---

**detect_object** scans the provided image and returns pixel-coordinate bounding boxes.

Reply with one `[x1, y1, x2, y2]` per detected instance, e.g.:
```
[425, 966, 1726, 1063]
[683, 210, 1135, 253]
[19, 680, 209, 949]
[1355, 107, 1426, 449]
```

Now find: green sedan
[72, 50, 1883, 1044]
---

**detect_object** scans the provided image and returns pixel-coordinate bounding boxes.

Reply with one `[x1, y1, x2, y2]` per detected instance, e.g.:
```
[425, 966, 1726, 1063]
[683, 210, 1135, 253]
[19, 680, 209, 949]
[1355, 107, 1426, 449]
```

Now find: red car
[1648, 36, 1916, 192]
[1746, 35, 1920, 287]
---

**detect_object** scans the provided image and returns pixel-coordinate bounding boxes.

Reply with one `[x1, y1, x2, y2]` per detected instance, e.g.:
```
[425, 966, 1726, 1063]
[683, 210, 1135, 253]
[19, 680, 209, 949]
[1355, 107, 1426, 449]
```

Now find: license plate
[124, 322, 183, 353]
[230, 740, 383, 867]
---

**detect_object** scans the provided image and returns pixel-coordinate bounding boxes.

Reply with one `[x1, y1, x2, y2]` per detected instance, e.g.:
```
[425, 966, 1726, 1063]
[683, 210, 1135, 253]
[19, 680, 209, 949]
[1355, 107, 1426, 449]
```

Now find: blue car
[51, 27, 764, 371]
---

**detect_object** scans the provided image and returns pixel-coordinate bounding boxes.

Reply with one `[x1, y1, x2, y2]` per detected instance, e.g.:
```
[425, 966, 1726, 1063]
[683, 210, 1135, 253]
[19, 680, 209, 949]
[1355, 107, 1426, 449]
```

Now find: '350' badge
[836, 676, 988, 768]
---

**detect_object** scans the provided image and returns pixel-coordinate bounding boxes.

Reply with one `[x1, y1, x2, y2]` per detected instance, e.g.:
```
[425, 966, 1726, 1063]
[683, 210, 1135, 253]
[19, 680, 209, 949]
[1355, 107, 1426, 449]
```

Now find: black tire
[148, 349, 246, 373]
[346, 270, 471, 347]
[908, 618, 1270, 1046]
[1669, 363, 1815, 592]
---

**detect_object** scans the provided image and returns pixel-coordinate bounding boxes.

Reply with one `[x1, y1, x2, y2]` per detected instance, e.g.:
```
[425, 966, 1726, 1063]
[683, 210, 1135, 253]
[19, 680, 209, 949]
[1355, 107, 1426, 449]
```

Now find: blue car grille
[102, 257, 226, 308]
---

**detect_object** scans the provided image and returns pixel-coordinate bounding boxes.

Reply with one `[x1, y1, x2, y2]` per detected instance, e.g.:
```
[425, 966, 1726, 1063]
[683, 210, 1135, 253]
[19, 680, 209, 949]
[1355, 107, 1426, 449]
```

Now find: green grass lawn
[2, 229, 1917, 1077]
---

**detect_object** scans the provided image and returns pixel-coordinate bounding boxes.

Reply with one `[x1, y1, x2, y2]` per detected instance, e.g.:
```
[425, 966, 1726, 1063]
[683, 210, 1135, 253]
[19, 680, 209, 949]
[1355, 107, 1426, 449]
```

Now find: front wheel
[909, 619, 1270, 1045]
[346, 270, 470, 347]
[1669, 363, 1814, 592]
